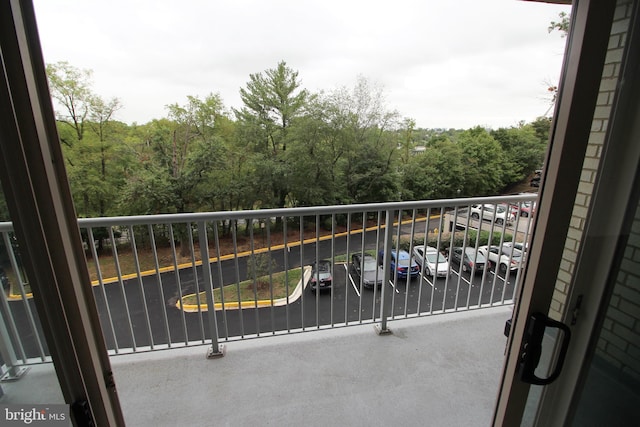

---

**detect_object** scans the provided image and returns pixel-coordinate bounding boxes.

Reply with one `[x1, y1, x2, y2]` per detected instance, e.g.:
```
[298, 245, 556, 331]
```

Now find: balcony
[0, 194, 534, 424]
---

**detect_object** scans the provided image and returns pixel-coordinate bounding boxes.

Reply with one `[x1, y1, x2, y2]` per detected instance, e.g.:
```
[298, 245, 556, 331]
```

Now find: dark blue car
[378, 249, 420, 279]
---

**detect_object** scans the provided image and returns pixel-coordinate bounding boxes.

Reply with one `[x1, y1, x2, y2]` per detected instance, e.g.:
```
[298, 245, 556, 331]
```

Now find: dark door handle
[517, 312, 572, 386]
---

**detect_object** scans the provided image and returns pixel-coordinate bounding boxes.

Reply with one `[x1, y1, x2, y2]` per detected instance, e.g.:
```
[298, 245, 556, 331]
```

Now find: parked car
[378, 249, 420, 279]
[469, 204, 515, 225]
[351, 253, 384, 288]
[309, 260, 332, 291]
[509, 199, 537, 217]
[503, 241, 528, 253]
[412, 245, 450, 277]
[449, 247, 491, 274]
[478, 245, 523, 273]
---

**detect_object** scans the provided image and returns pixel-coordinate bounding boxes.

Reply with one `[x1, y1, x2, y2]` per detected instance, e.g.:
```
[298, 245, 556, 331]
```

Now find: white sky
[32, 0, 571, 130]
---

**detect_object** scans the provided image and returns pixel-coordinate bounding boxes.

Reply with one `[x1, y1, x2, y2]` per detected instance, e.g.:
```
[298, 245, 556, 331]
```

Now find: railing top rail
[0, 194, 537, 230]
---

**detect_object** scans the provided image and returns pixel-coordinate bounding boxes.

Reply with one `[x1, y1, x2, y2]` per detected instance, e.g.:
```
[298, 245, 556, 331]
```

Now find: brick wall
[549, 0, 633, 320]
[549, 0, 639, 383]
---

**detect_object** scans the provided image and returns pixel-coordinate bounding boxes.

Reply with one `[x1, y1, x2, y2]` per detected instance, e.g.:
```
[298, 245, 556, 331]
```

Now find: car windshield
[426, 252, 446, 263]
[363, 259, 378, 271]
[496, 205, 506, 213]
[465, 248, 486, 262]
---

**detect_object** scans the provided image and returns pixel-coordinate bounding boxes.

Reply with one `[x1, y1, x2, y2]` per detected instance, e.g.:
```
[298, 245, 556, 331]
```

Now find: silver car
[412, 245, 450, 277]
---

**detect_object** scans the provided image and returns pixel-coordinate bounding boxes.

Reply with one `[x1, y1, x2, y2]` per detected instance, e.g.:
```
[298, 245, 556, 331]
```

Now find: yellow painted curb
[7, 215, 436, 301]
[176, 266, 312, 312]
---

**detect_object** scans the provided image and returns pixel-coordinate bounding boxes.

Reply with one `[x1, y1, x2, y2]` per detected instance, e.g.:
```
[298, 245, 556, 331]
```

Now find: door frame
[492, 0, 618, 424]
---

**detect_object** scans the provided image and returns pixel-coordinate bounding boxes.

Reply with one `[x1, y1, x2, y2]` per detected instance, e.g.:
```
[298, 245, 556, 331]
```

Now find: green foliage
[247, 253, 278, 284]
[456, 127, 505, 196]
[548, 11, 570, 37]
[397, 229, 513, 253]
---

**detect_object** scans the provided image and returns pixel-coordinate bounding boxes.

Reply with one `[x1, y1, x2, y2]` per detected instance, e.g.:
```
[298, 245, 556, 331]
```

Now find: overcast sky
[32, 0, 571, 130]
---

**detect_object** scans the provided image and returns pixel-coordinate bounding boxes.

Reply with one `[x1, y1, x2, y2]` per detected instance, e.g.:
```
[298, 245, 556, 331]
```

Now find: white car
[470, 204, 515, 225]
[412, 245, 450, 277]
[478, 245, 524, 273]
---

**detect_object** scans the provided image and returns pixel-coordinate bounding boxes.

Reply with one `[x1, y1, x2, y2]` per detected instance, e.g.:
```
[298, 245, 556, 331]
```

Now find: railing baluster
[168, 224, 189, 345]
[344, 212, 351, 326]
[403, 209, 418, 318]
[230, 221, 245, 338]
[86, 226, 119, 353]
[266, 218, 275, 334]
[372, 211, 383, 322]
[127, 225, 155, 349]
[108, 227, 136, 351]
[148, 224, 172, 347]
[186, 222, 205, 343]
[197, 221, 224, 358]
[376, 209, 394, 334]
[283, 217, 290, 332]
[315, 214, 320, 329]
[330, 213, 336, 328]
[299, 216, 305, 331]
[212, 220, 229, 341]
[358, 211, 367, 324]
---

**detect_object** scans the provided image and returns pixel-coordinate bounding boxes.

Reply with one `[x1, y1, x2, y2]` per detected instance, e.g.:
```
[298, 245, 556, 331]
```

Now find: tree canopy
[21, 60, 550, 228]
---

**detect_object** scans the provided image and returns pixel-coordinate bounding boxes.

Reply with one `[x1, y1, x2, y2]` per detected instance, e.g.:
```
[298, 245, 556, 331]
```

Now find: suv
[470, 204, 514, 225]
[378, 249, 420, 279]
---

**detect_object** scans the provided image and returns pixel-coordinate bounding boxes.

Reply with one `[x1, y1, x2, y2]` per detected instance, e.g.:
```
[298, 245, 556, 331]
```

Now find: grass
[181, 267, 303, 307]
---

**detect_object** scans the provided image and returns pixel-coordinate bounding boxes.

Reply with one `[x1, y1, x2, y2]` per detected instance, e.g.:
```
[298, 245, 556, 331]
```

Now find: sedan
[412, 245, 450, 277]
[449, 247, 491, 274]
[351, 253, 384, 288]
[310, 259, 332, 292]
[378, 249, 420, 279]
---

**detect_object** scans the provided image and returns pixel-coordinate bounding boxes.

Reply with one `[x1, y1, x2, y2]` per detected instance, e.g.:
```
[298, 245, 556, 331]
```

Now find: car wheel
[471, 213, 479, 220]
[500, 263, 507, 274]
[462, 264, 468, 273]
[522, 211, 529, 217]
[496, 218, 504, 225]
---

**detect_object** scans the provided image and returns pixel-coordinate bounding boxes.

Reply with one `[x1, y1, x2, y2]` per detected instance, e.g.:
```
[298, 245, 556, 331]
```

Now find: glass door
[493, 0, 640, 424]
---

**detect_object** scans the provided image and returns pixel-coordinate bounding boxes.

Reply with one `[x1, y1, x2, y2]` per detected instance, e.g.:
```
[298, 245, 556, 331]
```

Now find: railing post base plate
[374, 324, 392, 336]
[1, 366, 29, 382]
[206, 344, 226, 359]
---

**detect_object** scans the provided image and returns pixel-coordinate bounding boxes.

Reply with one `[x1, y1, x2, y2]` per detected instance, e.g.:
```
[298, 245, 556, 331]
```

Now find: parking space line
[343, 264, 361, 297]
[421, 275, 434, 287]
[388, 280, 400, 293]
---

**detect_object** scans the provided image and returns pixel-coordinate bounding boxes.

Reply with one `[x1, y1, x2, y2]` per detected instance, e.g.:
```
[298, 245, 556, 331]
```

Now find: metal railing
[0, 194, 536, 371]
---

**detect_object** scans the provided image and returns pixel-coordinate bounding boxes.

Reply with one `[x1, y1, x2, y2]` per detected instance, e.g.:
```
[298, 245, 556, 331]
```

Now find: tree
[457, 127, 504, 196]
[548, 11, 570, 37]
[328, 76, 401, 203]
[491, 122, 548, 187]
[46, 61, 94, 144]
[401, 139, 465, 200]
[234, 61, 309, 209]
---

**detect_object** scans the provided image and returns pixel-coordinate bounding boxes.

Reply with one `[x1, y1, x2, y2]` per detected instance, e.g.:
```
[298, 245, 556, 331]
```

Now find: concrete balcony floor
[1, 305, 513, 426]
